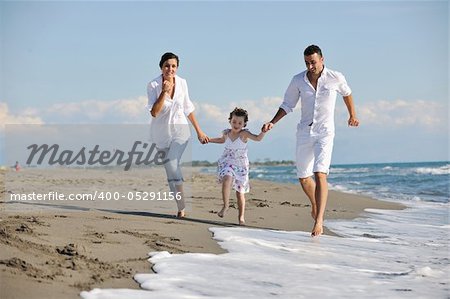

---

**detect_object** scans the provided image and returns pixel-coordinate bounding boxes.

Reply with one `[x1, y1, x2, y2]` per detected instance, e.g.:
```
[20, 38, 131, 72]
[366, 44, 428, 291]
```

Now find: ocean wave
[251, 168, 269, 174]
[331, 167, 370, 173]
[419, 190, 449, 197]
[329, 184, 357, 194]
[413, 165, 450, 175]
[204, 162, 449, 203]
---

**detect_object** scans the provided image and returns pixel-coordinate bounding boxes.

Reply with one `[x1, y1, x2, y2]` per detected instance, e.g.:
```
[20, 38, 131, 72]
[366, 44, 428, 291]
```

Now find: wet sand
[0, 167, 403, 299]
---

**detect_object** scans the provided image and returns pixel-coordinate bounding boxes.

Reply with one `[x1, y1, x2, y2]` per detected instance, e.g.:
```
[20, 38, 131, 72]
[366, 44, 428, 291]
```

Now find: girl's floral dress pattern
[217, 129, 250, 193]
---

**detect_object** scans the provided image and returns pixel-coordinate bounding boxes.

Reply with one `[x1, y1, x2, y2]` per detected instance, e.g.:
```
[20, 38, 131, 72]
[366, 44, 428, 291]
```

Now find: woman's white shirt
[147, 75, 195, 148]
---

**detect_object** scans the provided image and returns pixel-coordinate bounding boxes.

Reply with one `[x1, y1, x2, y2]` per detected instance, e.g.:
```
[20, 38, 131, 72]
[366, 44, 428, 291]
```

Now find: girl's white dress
[217, 129, 250, 194]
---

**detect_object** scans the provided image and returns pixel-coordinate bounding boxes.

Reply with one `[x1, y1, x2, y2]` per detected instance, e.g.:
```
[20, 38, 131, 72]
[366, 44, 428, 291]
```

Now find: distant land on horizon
[190, 160, 295, 167]
[190, 160, 449, 167]
[1, 160, 447, 170]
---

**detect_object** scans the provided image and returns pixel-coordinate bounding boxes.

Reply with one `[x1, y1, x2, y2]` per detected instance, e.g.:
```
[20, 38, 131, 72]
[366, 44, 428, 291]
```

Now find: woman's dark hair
[159, 52, 179, 68]
[228, 107, 249, 127]
[303, 45, 322, 57]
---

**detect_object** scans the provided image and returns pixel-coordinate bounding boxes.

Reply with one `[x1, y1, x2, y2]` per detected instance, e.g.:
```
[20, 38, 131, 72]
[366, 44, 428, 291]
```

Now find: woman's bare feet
[311, 221, 323, 237]
[177, 210, 185, 218]
[217, 206, 229, 218]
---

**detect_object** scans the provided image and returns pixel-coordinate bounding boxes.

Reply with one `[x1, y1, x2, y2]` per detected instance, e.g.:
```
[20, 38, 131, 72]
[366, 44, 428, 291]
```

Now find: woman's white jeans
[159, 140, 188, 211]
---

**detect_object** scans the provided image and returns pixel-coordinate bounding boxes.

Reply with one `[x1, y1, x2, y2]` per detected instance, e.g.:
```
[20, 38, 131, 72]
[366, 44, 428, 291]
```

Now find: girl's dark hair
[304, 45, 322, 57]
[228, 107, 249, 127]
[159, 52, 179, 68]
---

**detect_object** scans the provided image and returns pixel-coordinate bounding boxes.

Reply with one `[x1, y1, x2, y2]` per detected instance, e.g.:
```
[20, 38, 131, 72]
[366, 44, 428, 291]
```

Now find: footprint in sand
[16, 223, 33, 233]
[56, 244, 79, 256]
[0, 257, 40, 275]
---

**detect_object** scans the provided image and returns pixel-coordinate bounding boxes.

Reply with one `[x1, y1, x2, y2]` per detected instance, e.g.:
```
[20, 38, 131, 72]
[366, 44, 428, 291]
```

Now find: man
[262, 45, 359, 237]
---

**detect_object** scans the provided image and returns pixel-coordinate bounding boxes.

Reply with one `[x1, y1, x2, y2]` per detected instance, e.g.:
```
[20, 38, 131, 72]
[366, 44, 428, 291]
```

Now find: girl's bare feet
[311, 221, 323, 237]
[217, 206, 228, 218]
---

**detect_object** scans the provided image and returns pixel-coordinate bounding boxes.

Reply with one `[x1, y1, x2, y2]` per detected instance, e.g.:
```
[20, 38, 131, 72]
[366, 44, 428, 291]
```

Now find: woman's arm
[150, 79, 173, 117]
[187, 112, 209, 143]
[150, 90, 168, 117]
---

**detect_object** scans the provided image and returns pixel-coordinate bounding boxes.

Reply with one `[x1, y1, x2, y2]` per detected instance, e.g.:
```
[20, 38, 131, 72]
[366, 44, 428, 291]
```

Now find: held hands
[261, 122, 274, 133]
[197, 131, 210, 144]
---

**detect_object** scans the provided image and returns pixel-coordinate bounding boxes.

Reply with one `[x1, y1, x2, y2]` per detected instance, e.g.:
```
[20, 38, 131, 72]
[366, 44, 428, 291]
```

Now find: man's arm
[262, 108, 287, 132]
[343, 95, 359, 127]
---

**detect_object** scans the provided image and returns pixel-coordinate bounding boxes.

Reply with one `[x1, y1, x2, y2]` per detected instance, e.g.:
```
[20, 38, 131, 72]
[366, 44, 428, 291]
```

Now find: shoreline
[0, 168, 404, 299]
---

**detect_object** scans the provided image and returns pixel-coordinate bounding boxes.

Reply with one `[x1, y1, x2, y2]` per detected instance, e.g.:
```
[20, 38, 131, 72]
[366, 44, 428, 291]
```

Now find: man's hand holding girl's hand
[261, 122, 274, 133]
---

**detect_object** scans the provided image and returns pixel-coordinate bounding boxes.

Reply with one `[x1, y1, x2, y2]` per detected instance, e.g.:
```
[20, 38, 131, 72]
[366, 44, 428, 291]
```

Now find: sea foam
[81, 210, 449, 299]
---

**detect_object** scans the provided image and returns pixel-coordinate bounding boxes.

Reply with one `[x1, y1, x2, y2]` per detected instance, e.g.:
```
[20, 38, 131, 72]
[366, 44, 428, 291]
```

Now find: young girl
[208, 107, 265, 225]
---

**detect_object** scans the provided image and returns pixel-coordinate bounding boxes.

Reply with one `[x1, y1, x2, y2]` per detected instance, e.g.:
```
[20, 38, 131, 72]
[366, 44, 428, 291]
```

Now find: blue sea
[248, 161, 449, 204]
[201, 161, 449, 204]
[82, 161, 450, 298]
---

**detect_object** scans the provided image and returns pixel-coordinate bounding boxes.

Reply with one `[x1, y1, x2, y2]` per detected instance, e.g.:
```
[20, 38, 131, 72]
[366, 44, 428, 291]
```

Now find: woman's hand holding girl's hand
[197, 132, 209, 144]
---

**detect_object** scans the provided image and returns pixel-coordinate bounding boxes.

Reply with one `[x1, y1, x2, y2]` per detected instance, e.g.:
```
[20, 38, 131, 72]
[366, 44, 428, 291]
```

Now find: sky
[1, 0, 448, 164]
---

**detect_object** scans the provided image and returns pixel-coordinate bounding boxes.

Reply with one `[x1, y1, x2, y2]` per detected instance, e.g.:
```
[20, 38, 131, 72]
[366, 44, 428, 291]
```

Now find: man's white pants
[296, 133, 334, 179]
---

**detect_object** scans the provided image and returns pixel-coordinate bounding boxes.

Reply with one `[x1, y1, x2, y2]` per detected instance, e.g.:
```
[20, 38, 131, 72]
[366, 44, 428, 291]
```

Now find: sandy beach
[0, 167, 404, 299]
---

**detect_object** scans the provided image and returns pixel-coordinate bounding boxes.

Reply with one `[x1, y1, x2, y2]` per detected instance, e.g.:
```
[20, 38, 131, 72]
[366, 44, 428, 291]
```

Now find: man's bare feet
[311, 221, 323, 237]
[311, 204, 318, 220]
[217, 206, 228, 218]
[239, 217, 245, 226]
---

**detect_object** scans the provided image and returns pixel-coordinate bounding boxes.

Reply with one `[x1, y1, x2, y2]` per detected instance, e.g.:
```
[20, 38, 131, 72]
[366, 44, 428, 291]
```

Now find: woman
[147, 52, 208, 218]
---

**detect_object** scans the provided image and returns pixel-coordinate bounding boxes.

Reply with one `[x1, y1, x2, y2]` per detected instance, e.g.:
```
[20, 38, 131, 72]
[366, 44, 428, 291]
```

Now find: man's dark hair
[159, 52, 179, 68]
[304, 45, 322, 57]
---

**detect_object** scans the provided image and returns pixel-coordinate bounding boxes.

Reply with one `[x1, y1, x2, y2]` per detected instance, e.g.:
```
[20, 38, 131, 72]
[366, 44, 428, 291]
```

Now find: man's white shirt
[280, 67, 352, 137]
